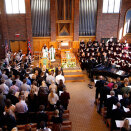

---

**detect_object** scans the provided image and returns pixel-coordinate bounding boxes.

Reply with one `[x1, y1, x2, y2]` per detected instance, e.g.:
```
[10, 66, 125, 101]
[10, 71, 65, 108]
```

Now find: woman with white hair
[48, 89, 59, 111]
[49, 80, 57, 93]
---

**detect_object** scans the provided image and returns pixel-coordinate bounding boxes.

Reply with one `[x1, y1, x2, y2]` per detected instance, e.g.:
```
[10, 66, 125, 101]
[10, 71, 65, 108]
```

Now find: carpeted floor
[65, 71, 108, 131]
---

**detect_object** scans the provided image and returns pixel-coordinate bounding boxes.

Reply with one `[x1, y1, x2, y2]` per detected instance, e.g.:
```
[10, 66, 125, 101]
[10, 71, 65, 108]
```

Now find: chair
[16, 113, 28, 125]
[47, 111, 54, 121]
[61, 121, 72, 131]
[64, 110, 70, 114]
[30, 123, 37, 128]
[28, 112, 37, 123]
[33, 51, 40, 60]
[17, 123, 37, 131]
[17, 125, 25, 131]
[63, 113, 69, 120]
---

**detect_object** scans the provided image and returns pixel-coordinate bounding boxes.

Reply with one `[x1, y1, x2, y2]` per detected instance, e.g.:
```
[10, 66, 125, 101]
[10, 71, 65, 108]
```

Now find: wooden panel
[33, 37, 51, 52]
[10, 41, 27, 54]
[79, 36, 96, 42]
[73, 41, 79, 49]
[10, 41, 20, 53]
[33, 40, 40, 51]
[56, 36, 73, 41]
[19, 41, 27, 54]
[49, 42, 57, 49]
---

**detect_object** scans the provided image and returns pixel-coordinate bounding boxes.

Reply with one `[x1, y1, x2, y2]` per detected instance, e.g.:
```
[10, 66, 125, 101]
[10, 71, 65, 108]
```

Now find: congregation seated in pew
[0, 50, 71, 131]
[94, 75, 131, 130]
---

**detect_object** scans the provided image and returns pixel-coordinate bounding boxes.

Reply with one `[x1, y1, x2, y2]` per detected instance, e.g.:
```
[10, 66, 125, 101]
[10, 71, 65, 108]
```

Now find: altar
[61, 51, 76, 68]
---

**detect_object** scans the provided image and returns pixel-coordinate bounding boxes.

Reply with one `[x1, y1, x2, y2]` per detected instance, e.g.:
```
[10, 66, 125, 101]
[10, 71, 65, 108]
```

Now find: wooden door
[10, 41, 20, 53]
[10, 41, 27, 54]
[19, 41, 27, 55]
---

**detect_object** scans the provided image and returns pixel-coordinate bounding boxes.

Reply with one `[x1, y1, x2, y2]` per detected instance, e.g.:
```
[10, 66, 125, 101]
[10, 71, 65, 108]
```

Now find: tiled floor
[65, 71, 109, 131]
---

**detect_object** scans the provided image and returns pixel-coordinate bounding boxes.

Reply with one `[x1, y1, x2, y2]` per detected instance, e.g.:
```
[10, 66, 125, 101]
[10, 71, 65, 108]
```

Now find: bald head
[110, 91, 115, 96]
[99, 76, 103, 80]
[116, 102, 121, 108]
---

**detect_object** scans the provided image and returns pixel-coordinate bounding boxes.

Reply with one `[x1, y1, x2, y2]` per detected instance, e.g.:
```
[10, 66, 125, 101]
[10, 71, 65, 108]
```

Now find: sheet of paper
[15, 92, 20, 98]
[107, 95, 111, 99]
[127, 86, 131, 88]
[59, 91, 63, 96]
[123, 107, 130, 112]
[118, 95, 123, 101]
[115, 120, 124, 128]
[112, 104, 117, 110]
[94, 79, 98, 84]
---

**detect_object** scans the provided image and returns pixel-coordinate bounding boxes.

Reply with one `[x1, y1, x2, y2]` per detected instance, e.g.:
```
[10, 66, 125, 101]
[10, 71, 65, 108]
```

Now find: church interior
[0, 0, 131, 131]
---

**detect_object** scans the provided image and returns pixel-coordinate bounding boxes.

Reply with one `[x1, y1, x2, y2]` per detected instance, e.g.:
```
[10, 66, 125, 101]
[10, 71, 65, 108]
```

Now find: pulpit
[59, 41, 76, 68]
[39, 53, 51, 68]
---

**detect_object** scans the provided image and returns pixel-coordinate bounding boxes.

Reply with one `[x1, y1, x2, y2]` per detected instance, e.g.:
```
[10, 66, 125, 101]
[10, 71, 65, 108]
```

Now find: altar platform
[61, 51, 76, 68]
[32, 52, 84, 82]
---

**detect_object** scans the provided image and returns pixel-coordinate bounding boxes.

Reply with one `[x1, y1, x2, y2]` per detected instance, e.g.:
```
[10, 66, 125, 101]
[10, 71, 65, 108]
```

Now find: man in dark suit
[98, 84, 111, 114]
[105, 91, 118, 118]
[95, 76, 105, 104]
[120, 93, 130, 108]
[6, 89, 18, 105]
[88, 57, 94, 80]
[60, 88, 70, 110]
[111, 102, 125, 130]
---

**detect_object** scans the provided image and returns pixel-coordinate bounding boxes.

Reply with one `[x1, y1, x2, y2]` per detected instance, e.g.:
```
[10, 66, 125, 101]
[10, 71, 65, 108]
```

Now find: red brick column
[50, 0, 56, 41]
[0, 0, 9, 59]
[74, 0, 79, 41]
[25, 0, 33, 52]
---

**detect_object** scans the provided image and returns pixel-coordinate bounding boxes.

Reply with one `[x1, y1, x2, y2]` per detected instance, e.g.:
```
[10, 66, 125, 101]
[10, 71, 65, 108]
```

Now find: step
[65, 76, 85, 82]
[64, 72, 84, 75]
[65, 79, 85, 82]
[65, 74, 84, 77]
[63, 69, 82, 73]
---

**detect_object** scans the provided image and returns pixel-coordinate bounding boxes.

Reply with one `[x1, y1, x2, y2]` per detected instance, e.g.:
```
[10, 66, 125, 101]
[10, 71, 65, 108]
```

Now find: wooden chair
[33, 51, 40, 60]
[16, 113, 28, 125]
[47, 120, 72, 131]
[64, 110, 70, 114]
[17, 125, 25, 131]
[30, 123, 37, 130]
[61, 121, 72, 131]
[47, 111, 54, 121]
[28, 112, 37, 123]
[63, 113, 69, 120]
[17, 123, 37, 131]
[47, 110, 70, 121]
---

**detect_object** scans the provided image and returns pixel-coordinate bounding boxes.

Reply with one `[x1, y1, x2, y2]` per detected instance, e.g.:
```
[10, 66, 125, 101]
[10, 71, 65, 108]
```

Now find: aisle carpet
[65, 71, 108, 131]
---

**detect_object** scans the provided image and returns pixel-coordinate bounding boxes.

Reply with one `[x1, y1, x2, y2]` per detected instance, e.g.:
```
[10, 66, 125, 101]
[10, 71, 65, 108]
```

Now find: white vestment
[42, 47, 48, 58]
[49, 47, 55, 62]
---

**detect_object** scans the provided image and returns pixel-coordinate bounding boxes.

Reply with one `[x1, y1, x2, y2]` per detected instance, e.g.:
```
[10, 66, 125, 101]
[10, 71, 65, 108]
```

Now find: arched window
[123, 8, 131, 36]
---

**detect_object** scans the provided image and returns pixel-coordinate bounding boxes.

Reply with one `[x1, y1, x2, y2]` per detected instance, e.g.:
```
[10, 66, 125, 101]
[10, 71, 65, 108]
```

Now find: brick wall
[0, 0, 32, 59]
[0, 13, 5, 59]
[7, 14, 27, 40]
[96, 0, 119, 42]
[96, 0, 131, 43]
[74, 0, 79, 41]
[50, 0, 56, 41]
